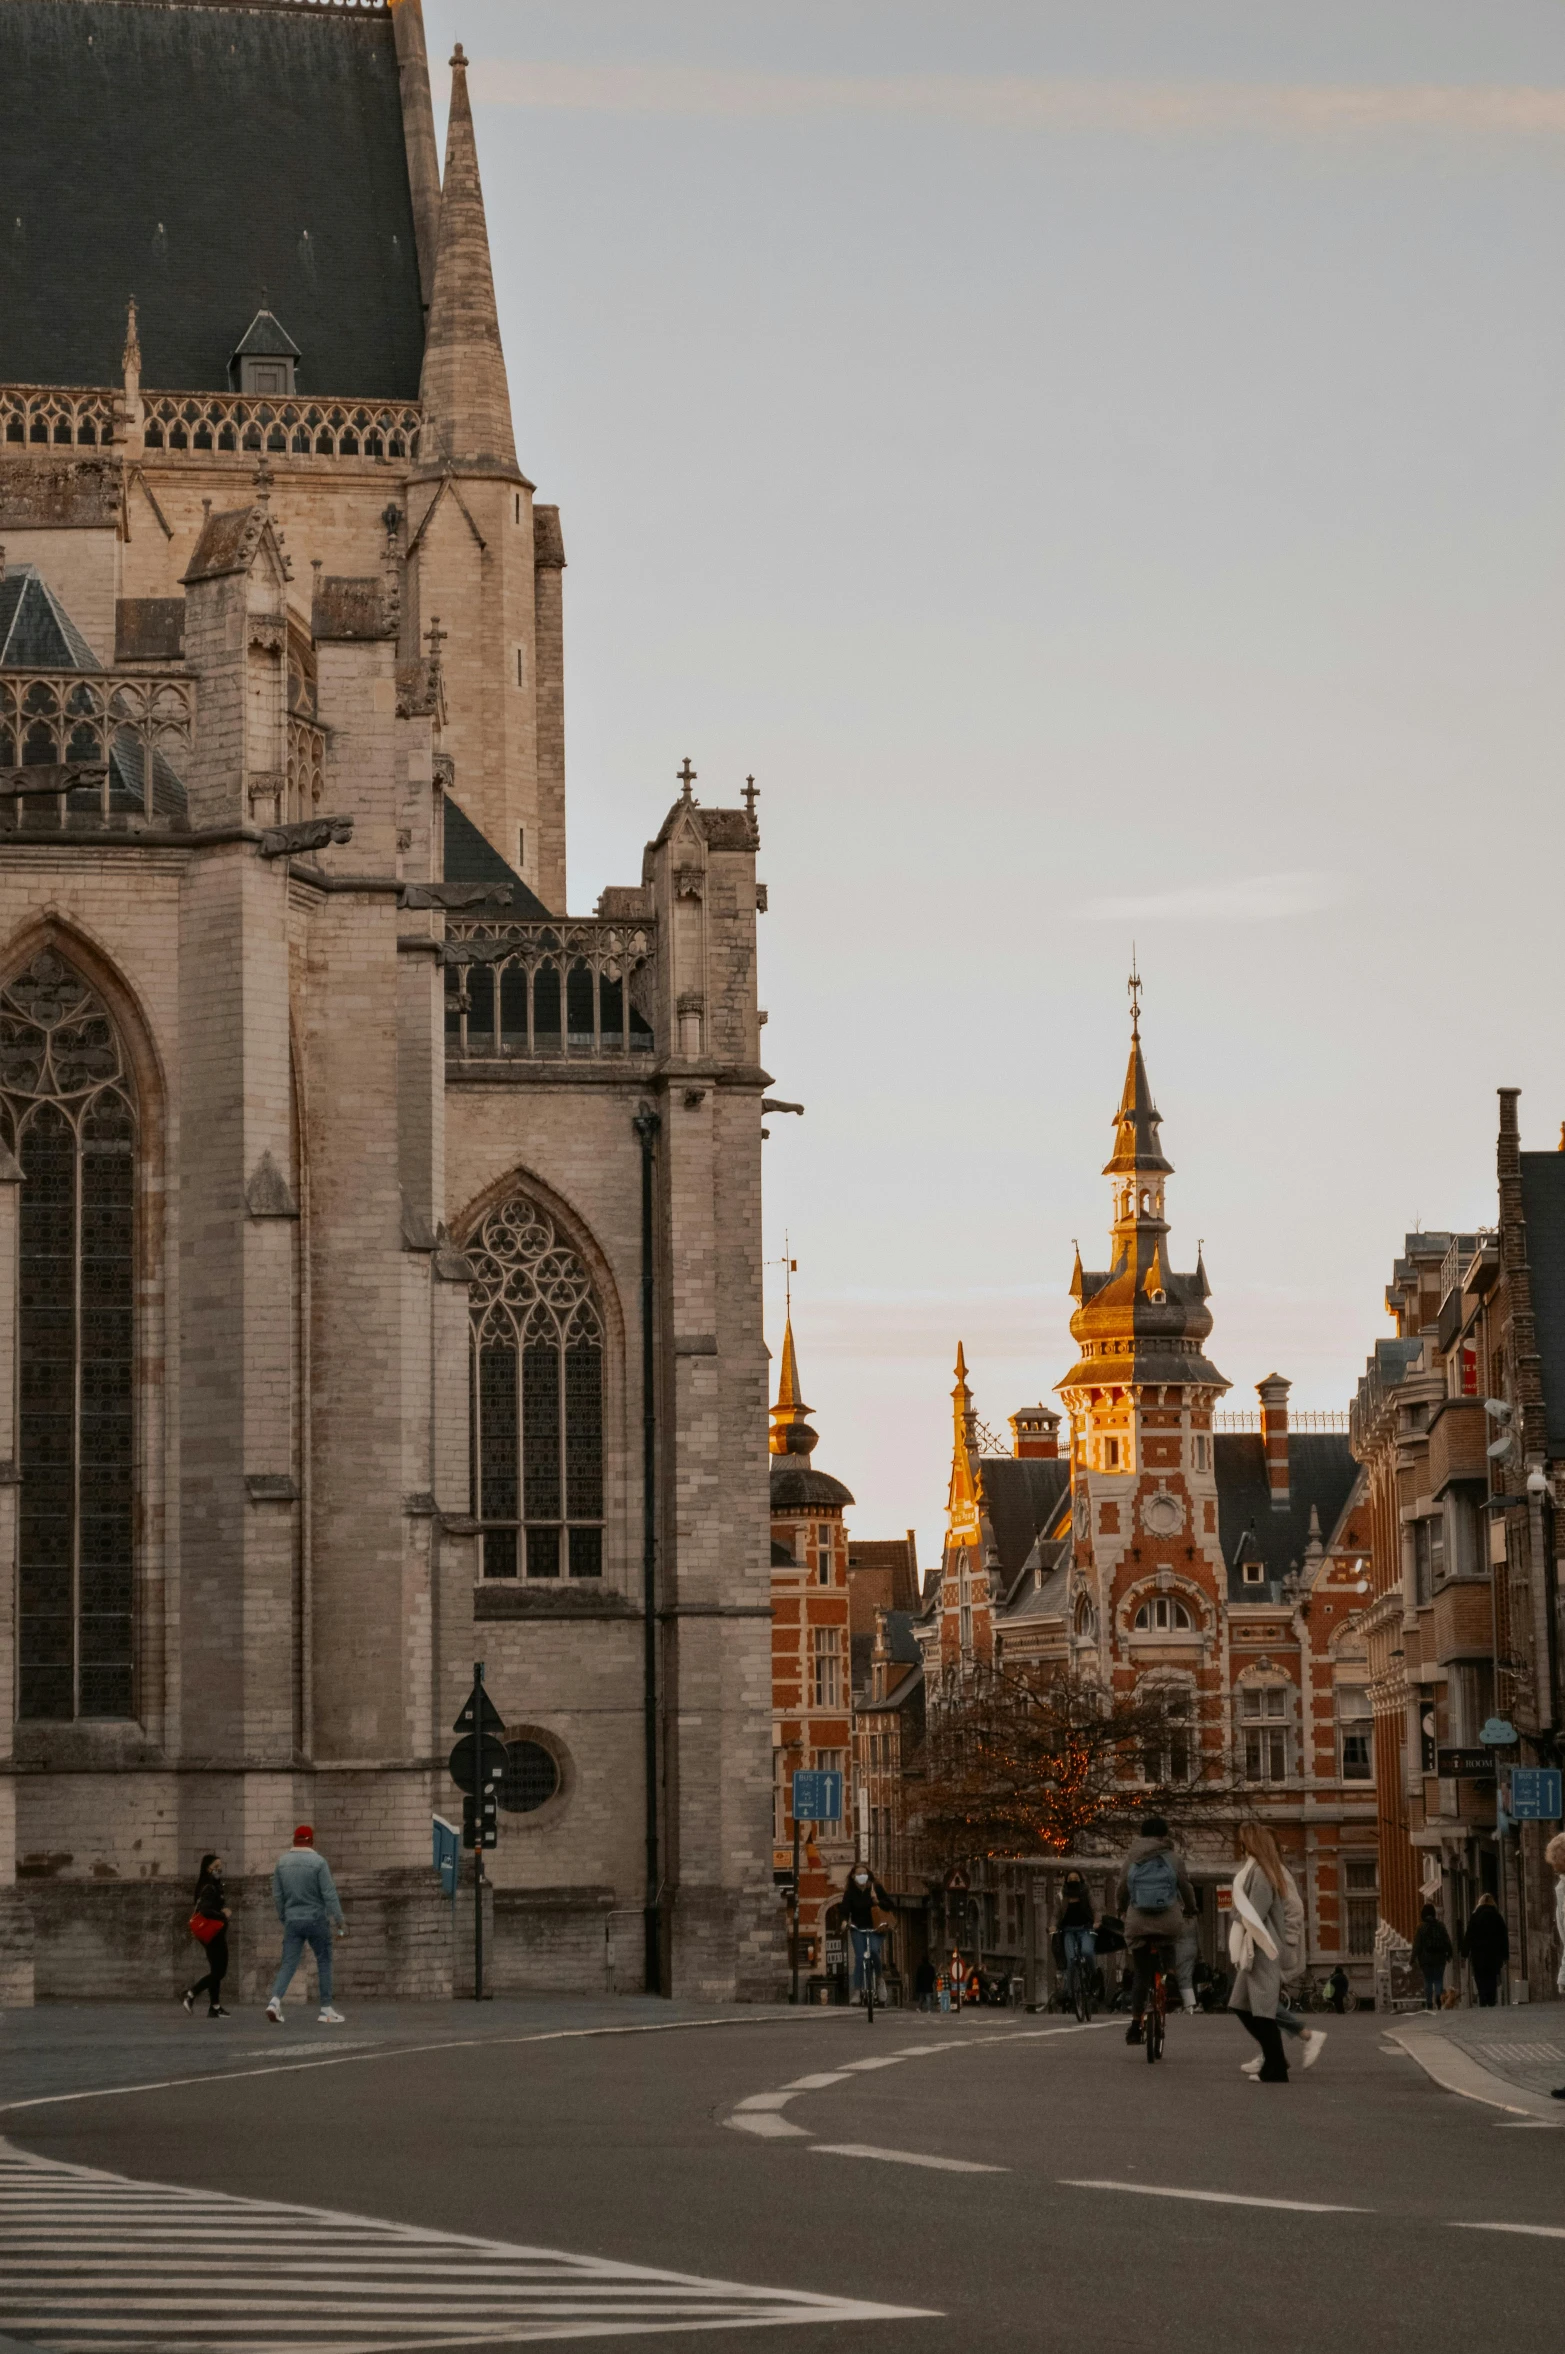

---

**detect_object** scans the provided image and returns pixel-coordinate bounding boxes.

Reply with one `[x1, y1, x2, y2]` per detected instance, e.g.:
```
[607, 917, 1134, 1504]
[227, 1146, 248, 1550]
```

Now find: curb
[1384, 2024, 1564, 2121]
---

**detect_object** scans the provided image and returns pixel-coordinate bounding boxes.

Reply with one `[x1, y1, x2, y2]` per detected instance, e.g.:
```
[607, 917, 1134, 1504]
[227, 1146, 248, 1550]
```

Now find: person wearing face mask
[841, 1863, 892, 2004]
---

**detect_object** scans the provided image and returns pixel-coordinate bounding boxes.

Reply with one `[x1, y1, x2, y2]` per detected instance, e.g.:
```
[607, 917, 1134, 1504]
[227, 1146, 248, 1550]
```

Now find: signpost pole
[790, 1812, 802, 2007]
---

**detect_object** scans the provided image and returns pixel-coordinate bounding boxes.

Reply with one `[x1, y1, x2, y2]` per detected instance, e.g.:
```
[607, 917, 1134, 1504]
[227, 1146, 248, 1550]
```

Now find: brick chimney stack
[1257, 1373, 1291, 1512]
[1010, 1406, 1060, 1459]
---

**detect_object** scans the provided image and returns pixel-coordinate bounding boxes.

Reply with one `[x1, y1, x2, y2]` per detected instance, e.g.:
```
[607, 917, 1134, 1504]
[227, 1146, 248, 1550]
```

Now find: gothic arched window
[0, 951, 137, 1719]
[1134, 1595, 1193, 1632]
[465, 1192, 605, 1579]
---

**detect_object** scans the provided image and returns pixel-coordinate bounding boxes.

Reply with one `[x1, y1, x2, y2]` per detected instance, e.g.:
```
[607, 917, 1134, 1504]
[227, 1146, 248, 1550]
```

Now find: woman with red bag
[182, 1853, 231, 2019]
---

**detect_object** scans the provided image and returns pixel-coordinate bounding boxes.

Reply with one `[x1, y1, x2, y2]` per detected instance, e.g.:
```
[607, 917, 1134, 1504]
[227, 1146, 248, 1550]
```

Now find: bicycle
[1064, 1944, 1095, 2024]
[851, 1926, 884, 2025]
[1144, 1941, 1169, 2064]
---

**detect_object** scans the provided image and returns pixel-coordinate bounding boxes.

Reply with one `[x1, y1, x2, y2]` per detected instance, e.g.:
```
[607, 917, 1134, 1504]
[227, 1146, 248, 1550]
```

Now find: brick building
[911, 988, 1380, 1992]
[0, 0, 778, 2003]
[768, 1319, 854, 1982]
[1352, 1093, 1565, 2004]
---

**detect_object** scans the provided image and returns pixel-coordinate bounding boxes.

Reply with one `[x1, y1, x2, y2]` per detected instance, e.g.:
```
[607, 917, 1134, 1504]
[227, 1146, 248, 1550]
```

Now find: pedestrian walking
[1228, 1825, 1301, 2083]
[1460, 1894, 1509, 2008]
[181, 1852, 231, 2018]
[1547, 1833, 1565, 2098]
[1327, 1964, 1350, 2015]
[1412, 1904, 1454, 2008]
[913, 1955, 938, 2013]
[265, 1825, 347, 2025]
[1236, 1846, 1325, 2076]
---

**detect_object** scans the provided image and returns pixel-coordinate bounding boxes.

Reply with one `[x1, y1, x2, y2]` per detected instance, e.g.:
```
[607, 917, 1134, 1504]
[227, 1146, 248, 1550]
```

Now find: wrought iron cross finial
[677, 756, 697, 803]
[252, 455, 274, 499]
[1127, 947, 1142, 1040]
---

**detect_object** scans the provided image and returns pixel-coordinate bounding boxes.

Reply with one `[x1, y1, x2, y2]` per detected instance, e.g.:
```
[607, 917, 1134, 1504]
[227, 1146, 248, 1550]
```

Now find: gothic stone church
[0, 0, 777, 2001]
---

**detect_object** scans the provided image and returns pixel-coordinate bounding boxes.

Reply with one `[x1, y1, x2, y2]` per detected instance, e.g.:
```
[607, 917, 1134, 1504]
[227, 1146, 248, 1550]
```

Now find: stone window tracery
[465, 1192, 604, 1579]
[0, 951, 137, 1719]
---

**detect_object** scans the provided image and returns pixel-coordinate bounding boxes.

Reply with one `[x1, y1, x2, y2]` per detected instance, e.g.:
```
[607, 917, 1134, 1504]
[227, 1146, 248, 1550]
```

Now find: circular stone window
[499, 1740, 561, 1815]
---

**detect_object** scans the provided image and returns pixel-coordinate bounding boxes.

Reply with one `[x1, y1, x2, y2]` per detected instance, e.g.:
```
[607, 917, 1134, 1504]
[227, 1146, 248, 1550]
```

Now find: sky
[422, 1, 1565, 1562]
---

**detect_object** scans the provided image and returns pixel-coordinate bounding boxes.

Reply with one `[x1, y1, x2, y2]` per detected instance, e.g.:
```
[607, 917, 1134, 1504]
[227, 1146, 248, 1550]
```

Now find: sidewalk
[1387, 2005, 1565, 2119]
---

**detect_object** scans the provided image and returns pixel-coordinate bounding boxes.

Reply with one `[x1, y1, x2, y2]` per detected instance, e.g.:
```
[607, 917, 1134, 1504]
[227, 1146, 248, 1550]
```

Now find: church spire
[1105, 965, 1172, 1181]
[418, 45, 519, 474]
[769, 1317, 818, 1457]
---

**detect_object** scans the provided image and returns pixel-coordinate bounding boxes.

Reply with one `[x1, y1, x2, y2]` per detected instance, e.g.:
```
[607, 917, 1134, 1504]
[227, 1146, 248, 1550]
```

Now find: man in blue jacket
[265, 1825, 347, 2025]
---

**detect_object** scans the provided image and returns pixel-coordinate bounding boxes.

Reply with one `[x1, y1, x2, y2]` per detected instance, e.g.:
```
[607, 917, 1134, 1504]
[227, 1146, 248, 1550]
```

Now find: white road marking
[1061, 2180, 1369, 2214]
[725, 2112, 809, 2140]
[839, 2056, 909, 2073]
[0, 2140, 932, 2345]
[812, 2146, 1006, 2174]
[733, 2094, 799, 2111]
[0, 2010, 859, 2117]
[781, 2073, 853, 2091]
[1451, 2220, 1565, 2238]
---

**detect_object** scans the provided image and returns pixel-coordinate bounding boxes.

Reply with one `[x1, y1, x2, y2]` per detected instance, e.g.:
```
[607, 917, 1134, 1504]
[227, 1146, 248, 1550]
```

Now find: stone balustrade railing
[444, 917, 657, 1061]
[0, 669, 195, 829]
[2, 384, 421, 462]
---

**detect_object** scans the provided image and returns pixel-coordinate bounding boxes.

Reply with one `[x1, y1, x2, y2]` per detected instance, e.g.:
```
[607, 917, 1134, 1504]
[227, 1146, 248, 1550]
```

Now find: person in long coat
[1460, 1894, 1509, 2008]
[1228, 1824, 1296, 2083]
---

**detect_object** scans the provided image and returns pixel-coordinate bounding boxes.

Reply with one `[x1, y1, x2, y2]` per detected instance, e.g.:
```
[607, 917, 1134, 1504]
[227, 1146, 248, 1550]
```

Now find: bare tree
[908, 1667, 1225, 1872]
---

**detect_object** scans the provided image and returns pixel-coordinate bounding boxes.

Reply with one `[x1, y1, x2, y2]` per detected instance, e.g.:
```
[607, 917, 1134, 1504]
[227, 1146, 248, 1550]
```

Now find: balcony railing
[1, 384, 422, 462]
[0, 669, 195, 831]
[444, 917, 657, 1062]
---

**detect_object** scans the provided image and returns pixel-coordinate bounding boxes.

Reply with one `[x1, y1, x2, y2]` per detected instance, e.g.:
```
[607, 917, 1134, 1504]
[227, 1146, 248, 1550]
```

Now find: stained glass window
[464, 1193, 604, 1578]
[0, 950, 137, 1719]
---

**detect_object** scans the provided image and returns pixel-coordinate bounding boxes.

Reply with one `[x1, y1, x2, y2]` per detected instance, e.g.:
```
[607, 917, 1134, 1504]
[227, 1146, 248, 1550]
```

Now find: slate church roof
[0, 565, 101, 670]
[0, 0, 425, 394]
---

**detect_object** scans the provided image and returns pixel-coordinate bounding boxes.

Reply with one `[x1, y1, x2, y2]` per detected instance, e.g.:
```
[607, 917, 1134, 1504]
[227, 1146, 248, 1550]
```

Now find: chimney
[1257, 1374, 1290, 1513]
[1010, 1405, 1060, 1460]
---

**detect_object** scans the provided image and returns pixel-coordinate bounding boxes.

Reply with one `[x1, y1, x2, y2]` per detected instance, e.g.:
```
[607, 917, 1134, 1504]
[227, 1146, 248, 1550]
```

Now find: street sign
[791, 1768, 842, 1823]
[1437, 1747, 1495, 1780]
[449, 1731, 508, 1795]
[946, 1868, 970, 1892]
[432, 1814, 460, 1897]
[1510, 1768, 1564, 1821]
[454, 1686, 506, 1736]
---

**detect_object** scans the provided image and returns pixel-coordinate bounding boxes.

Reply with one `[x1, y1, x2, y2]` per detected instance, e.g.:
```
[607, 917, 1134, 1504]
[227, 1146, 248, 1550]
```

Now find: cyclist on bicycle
[1116, 1815, 1196, 2047]
[842, 1864, 892, 2001]
[1055, 1870, 1097, 2004]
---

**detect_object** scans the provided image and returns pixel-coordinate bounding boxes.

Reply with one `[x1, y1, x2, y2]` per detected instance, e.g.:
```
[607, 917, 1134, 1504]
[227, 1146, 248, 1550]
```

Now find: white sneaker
[1302, 2029, 1326, 2070]
[1181, 1993, 1197, 2014]
[265, 1998, 284, 2025]
[317, 2007, 345, 2025]
[1241, 2054, 1262, 2075]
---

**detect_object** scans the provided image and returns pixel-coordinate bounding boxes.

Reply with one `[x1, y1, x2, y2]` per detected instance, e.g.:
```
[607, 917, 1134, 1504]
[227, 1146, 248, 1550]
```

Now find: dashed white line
[813, 2146, 1006, 2175]
[1450, 2220, 1565, 2239]
[1061, 2180, 1370, 2214]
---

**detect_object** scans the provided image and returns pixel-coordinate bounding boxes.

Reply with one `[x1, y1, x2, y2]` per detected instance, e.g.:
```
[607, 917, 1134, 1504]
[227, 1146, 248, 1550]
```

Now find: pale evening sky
[423, 1, 1565, 1564]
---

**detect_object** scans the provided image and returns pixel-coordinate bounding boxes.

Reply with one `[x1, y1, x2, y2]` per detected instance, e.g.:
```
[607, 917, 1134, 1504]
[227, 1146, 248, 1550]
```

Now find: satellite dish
[1483, 1398, 1513, 1422]
[1487, 1432, 1514, 1460]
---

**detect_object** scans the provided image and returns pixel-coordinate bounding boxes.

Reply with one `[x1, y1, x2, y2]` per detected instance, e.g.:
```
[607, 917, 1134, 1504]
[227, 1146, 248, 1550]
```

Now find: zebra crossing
[0, 2140, 931, 2350]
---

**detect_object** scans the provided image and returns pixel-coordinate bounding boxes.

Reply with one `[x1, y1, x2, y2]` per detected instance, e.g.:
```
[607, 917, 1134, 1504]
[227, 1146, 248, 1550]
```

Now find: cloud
[465, 61, 1565, 140]
[1076, 870, 1348, 924]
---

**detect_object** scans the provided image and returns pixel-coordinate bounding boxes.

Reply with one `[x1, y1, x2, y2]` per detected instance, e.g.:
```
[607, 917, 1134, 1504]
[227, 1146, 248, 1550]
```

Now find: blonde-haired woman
[1228, 1825, 1302, 2084]
[1547, 1833, 1565, 2100]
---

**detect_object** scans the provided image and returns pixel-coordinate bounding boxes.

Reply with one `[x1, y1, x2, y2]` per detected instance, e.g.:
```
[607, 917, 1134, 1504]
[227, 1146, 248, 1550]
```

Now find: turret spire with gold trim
[769, 1317, 818, 1457]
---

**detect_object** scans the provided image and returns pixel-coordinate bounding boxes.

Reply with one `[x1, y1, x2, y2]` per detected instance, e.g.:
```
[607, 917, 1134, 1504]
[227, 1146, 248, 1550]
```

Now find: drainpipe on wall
[633, 1104, 663, 1993]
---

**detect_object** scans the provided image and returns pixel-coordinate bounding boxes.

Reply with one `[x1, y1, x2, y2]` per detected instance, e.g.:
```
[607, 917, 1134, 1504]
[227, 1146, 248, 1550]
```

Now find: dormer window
[230, 309, 302, 396]
[1242, 1560, 1266, 1586]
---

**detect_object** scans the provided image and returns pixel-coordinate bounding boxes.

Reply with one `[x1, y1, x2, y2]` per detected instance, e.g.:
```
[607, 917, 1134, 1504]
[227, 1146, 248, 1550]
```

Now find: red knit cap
[293, 1825, 314, 1845]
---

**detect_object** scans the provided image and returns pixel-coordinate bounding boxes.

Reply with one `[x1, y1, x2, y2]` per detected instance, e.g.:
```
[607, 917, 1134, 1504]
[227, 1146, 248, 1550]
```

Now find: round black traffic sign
[448, 1732, 508, 1795]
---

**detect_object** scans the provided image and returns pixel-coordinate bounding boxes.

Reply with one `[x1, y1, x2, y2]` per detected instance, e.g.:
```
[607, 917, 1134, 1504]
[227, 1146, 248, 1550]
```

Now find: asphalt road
[3, 1997, 1564, 2351]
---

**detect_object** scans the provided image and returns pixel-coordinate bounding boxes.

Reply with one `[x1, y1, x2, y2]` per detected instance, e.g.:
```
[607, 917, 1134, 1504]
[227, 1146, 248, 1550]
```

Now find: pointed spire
[1104, 974, 1172, 1178]
[1069, 1242, 1085, 1302]
[122, 297, 141, 381]
[418, 44, 519, 474]
[769, 1316, 818, 1457]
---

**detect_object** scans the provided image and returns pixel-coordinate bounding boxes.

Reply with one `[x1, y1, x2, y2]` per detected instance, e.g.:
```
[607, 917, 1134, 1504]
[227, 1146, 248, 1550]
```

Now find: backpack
[1127, 1848, 1179, 1915]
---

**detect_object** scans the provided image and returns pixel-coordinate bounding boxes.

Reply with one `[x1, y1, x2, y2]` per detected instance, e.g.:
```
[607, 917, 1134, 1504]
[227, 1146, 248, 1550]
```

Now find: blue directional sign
[791, 1768, 843, 1824]
[432, 1813, 460, 1897]
[1509, 1769, 1563, 1822]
